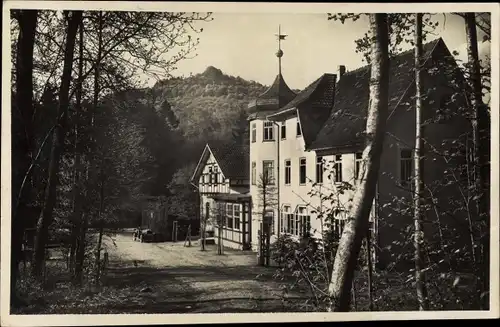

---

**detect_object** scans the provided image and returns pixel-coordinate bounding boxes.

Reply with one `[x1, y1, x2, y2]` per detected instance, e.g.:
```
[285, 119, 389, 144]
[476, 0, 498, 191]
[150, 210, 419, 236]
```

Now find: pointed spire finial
[275, 25, 287, 76]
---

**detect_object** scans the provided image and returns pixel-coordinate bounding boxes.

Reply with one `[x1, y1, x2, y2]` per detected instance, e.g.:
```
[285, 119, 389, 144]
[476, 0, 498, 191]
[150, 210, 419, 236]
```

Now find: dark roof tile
[208, 140, 249, 180]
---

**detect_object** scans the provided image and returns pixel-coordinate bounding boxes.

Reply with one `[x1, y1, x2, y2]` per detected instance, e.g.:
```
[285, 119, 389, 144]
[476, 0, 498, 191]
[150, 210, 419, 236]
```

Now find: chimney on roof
[338, 65, 346, 78]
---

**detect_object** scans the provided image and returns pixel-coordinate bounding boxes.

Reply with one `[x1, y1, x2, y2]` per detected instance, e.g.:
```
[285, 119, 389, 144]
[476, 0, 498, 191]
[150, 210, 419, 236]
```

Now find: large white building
[190, 37, 470, 268]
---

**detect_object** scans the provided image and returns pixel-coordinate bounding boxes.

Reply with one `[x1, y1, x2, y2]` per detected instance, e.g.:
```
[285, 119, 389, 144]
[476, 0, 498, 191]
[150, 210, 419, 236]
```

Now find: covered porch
[209, 193, 252, 251]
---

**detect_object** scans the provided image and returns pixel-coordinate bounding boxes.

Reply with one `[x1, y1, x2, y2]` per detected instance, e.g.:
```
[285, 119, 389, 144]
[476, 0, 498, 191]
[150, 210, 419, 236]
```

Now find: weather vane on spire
[275, 24, 287, 75]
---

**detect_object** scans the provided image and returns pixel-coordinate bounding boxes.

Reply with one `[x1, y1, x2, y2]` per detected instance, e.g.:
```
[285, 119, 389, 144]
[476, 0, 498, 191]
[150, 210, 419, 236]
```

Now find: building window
[263, 160, 275, 184]
[296, 120, 302, 137]
[263, 121, 274, 141]
[263, 210, 275, 235]
[214, 166, 219, 184]
[208, 166, 213, 184]
[251, 123, 256, 143]
[251, 161, 256, 185]
[226, 203, 234, 229]
[290, 206, 310, 237]
[332, 155, 342, 183]
[281, 122, 286, 139]
[400, 149, 413, 186]
[201, 174, 205, 184]
[316, 156, 324, 184]
[280, 205, 291, 233]
[233, 204, 241, 230]
[333, 209, 347, 238]
[299, 158, 306, 185]
[284, 159, 291, 185]
[354, 152, 363, 180]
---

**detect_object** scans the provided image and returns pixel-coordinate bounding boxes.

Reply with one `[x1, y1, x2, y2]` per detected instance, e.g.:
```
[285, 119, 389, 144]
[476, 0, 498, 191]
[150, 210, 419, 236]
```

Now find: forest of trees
[9, 9, 270, 309]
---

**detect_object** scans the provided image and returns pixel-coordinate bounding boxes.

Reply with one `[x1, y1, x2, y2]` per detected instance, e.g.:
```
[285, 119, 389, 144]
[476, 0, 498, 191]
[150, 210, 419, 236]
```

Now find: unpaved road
[102, 232, 304, 313]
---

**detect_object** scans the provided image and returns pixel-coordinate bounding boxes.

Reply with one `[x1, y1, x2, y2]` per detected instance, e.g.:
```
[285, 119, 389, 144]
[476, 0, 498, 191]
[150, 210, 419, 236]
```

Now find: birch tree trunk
[413, 13, 430, 311]
[32, 11, 83, 279]
[327, 13, 389, 312]
[366, 231, 374, 311]
[464, 13, 490, 310]
[11, 9, 38, 304]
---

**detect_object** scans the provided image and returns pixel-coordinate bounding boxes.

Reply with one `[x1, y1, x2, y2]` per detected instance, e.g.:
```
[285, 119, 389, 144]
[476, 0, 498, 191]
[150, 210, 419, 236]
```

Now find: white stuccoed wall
[249, 114, 374, 249]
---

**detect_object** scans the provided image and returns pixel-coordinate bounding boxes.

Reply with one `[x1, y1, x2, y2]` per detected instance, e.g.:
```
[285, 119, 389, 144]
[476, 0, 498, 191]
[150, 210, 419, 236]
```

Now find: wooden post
[172, 221, 178, 242]
[184, 225, 192, 247]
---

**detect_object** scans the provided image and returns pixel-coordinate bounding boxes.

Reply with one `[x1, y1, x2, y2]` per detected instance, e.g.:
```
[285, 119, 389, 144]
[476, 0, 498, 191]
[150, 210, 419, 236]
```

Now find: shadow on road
[100, 259, 308, 313]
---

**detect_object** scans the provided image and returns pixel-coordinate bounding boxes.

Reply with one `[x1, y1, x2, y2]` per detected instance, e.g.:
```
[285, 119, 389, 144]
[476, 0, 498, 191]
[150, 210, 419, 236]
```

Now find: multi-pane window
[299, 158, 307, 185]
[333, 155, 342, 183]
[281, 122, 287, 139]
[316, 156, 324, 183]
[225, 203, 242, 230]
[233, 204, 241, 230]
[226, 203, 233, 229]
[263, 160, 275, 184]
[214, 166, 219, 184]
[251, 161, 256, 185]
[263, 121, 274, 141]
[287, 206, 310, 237]
[251, 123, 256, 143]
[201, 174, 205, 184]
[280, 205, 291, 233]
[284, 159, 291, 185]
[208, 166, 213, 184]
[264, 210, 275, 235]
[333, 209, 347, 238]
[400, 149, 413, 186]
[354, 152, 363, 180]
[296, 120, 302, 137]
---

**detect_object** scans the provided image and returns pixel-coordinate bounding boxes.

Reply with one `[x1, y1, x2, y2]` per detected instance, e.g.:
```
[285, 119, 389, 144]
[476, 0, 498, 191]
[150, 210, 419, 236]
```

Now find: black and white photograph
[1, 1, 498, 325]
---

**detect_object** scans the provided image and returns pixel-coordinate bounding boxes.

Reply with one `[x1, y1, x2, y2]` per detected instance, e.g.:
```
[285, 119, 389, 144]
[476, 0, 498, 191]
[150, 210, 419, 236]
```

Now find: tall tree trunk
[366, 231, 374, 311]
[73, 211, 87, 285]
[464, 13, 490, 310]
[11, 9, 38, 305]
[89, 10, 105, 285]
[69, 17, 85, 276]
[327, 13, 389, 312]
[414, 13, 430, 311]
[32, 10, 82, 279]
[94, 173, 105, 285]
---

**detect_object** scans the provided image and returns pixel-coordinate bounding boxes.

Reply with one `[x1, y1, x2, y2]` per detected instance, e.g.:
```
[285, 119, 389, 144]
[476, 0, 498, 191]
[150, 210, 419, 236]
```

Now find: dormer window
[296, 120, 302, 137]
[263, 121, 274, 141]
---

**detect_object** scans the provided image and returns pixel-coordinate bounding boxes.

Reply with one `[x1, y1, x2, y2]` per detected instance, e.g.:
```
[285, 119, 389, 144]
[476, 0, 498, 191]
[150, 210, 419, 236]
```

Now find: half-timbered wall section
[191, 143, 251, 251]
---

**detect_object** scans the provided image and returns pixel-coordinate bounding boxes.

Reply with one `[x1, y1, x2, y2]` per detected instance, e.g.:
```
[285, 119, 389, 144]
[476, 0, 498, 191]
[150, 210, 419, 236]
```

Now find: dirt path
[102, 232, 304, 313]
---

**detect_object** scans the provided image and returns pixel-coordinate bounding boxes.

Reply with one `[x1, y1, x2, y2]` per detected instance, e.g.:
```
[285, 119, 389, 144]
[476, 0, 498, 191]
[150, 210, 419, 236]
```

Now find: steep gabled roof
[309, 38, 446, 151]
[209, 140, 249, 180]
[280, 73, 336, 111]
[267, 73, 337, 147]
[190, 140, 249, 184]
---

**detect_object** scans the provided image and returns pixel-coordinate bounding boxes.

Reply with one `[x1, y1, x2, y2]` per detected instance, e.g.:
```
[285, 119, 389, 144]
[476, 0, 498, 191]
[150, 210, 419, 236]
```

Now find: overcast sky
[158, 13, 490, 90]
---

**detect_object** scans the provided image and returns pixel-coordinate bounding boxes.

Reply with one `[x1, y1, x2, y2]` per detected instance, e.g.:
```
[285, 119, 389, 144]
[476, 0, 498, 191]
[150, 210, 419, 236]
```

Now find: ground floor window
[279, 205, 311, 237]
[280, 205, 292, 233]
[225, 203, 242, 230]
[332, 209, 347, 238]
[264, 209, 274, 235]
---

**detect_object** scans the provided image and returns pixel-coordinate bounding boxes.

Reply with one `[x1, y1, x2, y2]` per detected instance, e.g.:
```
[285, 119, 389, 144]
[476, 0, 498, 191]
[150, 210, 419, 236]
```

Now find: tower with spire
[247, 25, 296, 116]
[248, 25, 296, 252]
